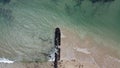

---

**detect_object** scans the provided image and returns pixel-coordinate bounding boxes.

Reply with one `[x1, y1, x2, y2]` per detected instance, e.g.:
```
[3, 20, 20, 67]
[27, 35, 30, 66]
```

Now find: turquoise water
[0, 0, 120, 62]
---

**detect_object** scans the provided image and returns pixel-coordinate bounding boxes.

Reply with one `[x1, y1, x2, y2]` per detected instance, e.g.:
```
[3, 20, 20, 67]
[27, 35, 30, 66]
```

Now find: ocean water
[0, 0, 120, 62]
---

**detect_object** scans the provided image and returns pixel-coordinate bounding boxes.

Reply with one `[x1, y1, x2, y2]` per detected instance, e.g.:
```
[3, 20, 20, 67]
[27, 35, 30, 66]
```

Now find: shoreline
[0, 27, 120, 68]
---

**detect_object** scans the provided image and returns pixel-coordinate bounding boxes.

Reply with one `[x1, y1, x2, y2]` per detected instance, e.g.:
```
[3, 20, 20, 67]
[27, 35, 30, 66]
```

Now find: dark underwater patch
[0, 0, 11, 4]
[90, 0, 115, 3]
[73, 0, 84, 7]
[0, 8, 13, 22]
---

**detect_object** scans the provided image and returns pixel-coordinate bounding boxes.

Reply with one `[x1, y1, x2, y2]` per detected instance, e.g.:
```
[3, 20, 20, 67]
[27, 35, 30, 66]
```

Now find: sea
[0, 0, 120, 62]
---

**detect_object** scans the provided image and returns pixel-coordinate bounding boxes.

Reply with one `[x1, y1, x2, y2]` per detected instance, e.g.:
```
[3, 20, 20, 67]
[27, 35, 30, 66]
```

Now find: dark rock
[54, 27, 61, 45]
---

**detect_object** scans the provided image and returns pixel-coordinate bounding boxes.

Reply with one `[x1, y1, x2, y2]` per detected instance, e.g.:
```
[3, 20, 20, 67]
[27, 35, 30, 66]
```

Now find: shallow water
[0, 0, 120, 62]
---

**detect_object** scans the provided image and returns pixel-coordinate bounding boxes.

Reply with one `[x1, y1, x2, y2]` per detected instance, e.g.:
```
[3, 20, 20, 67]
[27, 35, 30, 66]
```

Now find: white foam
[48, 53, 55, 61]
[0, 58, 14, 63]
[48, 49, 56, 61]
[74, 48, 91, 54]
[61, 32, 66, 38]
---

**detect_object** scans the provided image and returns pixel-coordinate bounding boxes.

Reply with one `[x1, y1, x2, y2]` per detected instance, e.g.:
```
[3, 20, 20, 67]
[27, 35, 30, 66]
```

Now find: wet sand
[59, 27, 120, 68]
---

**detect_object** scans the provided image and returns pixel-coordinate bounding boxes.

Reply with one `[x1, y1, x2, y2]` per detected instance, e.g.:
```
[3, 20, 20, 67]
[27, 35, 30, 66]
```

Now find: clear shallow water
[0, 0, 120, 62]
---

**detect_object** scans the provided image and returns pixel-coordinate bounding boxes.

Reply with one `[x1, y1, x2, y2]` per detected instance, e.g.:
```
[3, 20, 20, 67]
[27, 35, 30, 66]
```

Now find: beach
[0, 27, 120, 68]
[59, 27, 120, 68]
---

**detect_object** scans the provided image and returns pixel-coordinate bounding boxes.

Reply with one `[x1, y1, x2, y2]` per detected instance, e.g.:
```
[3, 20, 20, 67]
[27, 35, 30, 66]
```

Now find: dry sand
[0, 27, 120, 68]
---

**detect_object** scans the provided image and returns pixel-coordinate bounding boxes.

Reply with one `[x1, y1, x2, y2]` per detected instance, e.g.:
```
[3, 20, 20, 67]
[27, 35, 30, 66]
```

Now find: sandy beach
[59, 27, 120, 68]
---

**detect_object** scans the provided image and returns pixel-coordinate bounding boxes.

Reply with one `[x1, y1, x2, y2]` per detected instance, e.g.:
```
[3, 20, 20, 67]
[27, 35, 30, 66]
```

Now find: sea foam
[0, 58, 14, 63]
